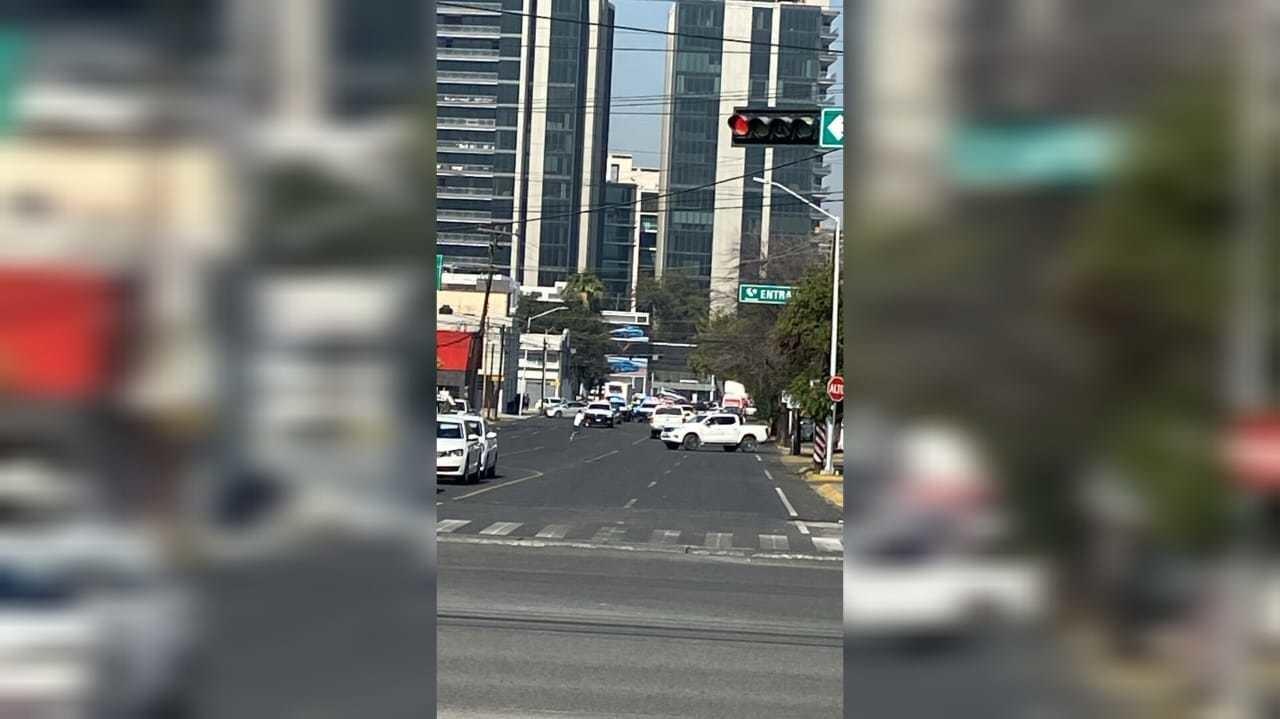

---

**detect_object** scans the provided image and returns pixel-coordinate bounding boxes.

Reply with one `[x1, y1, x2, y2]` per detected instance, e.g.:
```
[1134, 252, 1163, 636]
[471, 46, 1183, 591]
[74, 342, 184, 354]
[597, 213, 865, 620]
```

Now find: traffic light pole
[754, 177, 840, 474]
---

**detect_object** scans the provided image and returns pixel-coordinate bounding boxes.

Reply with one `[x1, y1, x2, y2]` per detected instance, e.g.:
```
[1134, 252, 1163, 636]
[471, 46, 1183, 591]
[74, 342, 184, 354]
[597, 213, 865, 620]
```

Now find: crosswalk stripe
[479, 521, 523, 536]
[436, 519, 471, 533]
[535, 524, 572, 539]
[651, 529, 681, 545]
[811, 536, 843, 553]
[758, 534, 789, 551]
[591, 526, 628, 543]
[704, 532, 734, 549]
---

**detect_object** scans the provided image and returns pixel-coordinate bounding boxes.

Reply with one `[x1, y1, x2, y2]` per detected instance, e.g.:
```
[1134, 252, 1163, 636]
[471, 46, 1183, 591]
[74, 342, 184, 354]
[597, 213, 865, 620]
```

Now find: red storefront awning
[0, 268, 122, 401]
[437, 330, 475, 372]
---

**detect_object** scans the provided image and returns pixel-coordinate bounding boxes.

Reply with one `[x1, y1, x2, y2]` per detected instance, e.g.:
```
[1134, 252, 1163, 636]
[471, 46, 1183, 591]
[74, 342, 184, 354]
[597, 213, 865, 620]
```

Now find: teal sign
[820, 108, 844, 149]
[739, 283, 793, 305]
[436, 254, 443, 285]
[949, 122, 1122, 187]
[0, 31, 26, 135]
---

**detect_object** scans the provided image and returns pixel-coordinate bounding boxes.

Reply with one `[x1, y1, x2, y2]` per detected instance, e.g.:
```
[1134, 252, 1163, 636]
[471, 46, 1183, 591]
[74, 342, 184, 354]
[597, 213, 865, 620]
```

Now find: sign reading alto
[738, 283, 793, 305]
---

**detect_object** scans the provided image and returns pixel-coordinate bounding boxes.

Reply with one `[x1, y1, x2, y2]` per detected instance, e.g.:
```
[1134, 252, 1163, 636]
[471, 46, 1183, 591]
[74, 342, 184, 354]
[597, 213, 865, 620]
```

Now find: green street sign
[739, 283, 793, 305]
[819, 108, 844, 149]
[0, 31, 27, 135]
[436, 254, 444, 285]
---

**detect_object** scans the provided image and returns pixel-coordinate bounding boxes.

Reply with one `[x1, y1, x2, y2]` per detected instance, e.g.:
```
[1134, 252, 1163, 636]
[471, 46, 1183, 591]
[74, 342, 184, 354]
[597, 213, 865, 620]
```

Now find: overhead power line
[436, 1, 842, 55]
[438, 147, 839, 231]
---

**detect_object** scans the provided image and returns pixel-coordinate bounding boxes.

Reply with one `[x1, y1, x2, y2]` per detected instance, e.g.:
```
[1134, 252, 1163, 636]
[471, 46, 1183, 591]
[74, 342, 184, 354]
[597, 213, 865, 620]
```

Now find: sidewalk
[772, 442, 843, 511]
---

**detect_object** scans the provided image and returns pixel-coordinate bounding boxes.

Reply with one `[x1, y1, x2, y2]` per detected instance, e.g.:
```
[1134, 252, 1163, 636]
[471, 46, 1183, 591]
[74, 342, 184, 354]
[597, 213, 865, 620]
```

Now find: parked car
[649, 406, 687, 438]
[460, 415, 499, 479]
[660, 413, 769, 452]
[546, 400, 586, 418]
[581, 402, 615, 428]
[437, 417, 483, 483]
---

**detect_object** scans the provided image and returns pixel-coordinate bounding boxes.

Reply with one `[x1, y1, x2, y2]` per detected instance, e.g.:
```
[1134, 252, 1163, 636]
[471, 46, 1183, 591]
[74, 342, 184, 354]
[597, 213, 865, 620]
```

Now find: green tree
[635, 271, 709, 342]
[515, 299, 611, 396]
[772, 263, 844, 421]
[560, 272, 606, 312]
[690, 304, 788, 426]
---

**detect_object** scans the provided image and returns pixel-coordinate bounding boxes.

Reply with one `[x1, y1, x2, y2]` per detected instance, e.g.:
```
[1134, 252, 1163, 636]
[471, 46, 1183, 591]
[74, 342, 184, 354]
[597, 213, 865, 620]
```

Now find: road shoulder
[764, 446, 842, 522]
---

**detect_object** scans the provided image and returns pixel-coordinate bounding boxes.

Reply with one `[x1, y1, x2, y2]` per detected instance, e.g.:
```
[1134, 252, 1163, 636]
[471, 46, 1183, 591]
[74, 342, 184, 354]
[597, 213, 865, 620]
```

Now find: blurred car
[609, 326, 645, 339]
[649, 407, 687, 438]
[437, 418, 483, 483]
[634, 399, 660, 421]
[0, 463, 202, 719]
[608, 359, 641, 374]
[582, 402, 615, 428]
[460, 415, 499, 479]
[607, 396, 630, 422]
[843, 519, 1047, 641]
[547, 400, 586, 418]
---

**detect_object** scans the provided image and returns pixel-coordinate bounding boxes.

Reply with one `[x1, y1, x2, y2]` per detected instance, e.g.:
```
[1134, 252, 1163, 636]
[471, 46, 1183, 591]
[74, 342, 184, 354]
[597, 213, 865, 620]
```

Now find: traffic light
[727, 107, 820, 146]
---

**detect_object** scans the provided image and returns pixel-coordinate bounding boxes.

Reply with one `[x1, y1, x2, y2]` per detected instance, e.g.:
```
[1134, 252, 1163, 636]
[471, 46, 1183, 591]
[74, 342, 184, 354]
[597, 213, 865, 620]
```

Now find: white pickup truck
[660, 413, 769, 452]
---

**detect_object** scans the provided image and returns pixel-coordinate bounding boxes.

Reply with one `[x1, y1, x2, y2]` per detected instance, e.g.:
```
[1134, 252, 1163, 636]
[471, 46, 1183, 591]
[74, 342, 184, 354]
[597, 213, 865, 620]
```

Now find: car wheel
[739, 436, 758, 452]
[650, 430, 659, 438]
[663, 442, 679, 450]
[682, 434, 700, 451]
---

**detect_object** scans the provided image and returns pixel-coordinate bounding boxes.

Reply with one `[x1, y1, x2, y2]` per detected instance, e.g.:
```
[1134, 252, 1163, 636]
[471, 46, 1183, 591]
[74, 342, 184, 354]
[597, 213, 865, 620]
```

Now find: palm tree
[561, 272, 605, 310]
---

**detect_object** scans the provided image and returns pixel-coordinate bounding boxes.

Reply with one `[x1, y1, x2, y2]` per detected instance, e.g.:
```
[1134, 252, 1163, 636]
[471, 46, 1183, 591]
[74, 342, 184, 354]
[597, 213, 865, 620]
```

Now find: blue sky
[606, 0, 844, 219]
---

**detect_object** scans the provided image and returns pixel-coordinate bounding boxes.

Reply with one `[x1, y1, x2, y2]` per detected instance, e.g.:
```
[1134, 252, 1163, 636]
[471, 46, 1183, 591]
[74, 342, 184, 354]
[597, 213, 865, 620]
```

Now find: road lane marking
[503, 446, 545, 457]
[662, 469, 672, 475]
[704, 532, 734, 549]
[795, 520, 811, 536]
[436, 519, 471, 533]
[755, 455, 762, 463]
[647, 480, 657, 488]
[763, 468, 774, 481]
[759, 534, 790, 551]
[774, 487, 799, 518]
[535, 524, 572, 539]
[631, 438, 647, 446]
[811, 536, 843, 553]
[584, 449, 619, 463]
[651, 529, 681, 544]
[479, 521, 522, 536]
[591, 526, 628, 543]
[623, 498, 638, 509]
[452, 468, 544, 500]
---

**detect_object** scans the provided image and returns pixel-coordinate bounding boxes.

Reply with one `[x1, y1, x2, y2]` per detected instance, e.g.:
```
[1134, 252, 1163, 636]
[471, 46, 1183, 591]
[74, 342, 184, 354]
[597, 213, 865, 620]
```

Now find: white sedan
[437, 418, 483, 483]
[461, 415, 499, 479]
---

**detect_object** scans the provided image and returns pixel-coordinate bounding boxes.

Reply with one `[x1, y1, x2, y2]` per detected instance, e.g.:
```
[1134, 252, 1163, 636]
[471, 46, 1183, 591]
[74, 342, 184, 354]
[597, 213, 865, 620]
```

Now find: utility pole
[494, 325, 506, 420]
[467, 233, 499, 412]
[541, 337, 548, 408]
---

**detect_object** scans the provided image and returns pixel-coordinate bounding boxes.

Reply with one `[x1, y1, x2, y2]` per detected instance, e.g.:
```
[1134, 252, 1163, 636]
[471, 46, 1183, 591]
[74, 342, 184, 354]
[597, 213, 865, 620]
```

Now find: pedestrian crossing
[435, 518, 844, 556]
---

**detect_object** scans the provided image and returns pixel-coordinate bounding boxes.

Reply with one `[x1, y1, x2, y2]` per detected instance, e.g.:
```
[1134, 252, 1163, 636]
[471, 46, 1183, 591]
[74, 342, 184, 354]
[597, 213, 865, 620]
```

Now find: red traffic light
[727, 107, 821, 147]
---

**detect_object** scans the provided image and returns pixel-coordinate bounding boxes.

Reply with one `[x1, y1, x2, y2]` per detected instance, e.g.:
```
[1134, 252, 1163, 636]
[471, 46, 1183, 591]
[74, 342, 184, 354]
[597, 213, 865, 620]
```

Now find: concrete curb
[770, 448, 844, 510]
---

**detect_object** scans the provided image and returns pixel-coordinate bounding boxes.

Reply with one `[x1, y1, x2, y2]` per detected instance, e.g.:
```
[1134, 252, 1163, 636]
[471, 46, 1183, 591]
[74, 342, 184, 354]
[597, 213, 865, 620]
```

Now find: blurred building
[517, 331, 572, 407]
[597, 153, 660, 308]
[436, 0, 616, 290]
[656, 0, 839, 310]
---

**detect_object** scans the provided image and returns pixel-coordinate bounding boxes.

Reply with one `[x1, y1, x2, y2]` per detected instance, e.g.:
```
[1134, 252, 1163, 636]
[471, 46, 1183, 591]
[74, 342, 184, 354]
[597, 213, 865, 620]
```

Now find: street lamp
[527, 306, 569, 414]
[754, 176, 841, 475]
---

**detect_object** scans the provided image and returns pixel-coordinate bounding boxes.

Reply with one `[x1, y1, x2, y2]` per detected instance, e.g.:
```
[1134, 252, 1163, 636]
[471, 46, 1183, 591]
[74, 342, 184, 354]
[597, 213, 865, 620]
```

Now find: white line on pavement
[436, 519, 472, 533]
[452, 469, 545, 500]
[759, 534, 790, 551]
[811, 536, 843, 553]
[651, 529, 681, 544]
[755, 455, 762, 463]
[774, 487, 799, 518]
[704, 532, 734, 549]
[479, 521, 522, 536]
[591, 526, 628, 543]
[631, 438, 647, 446]
[624, 498, 638, 509]
[763, 468, 774, 481]
[535, 524, 572, 539]
[647, 480, 657, 488]
[585, 449, 620, 463]
[795, 520, 810, 536]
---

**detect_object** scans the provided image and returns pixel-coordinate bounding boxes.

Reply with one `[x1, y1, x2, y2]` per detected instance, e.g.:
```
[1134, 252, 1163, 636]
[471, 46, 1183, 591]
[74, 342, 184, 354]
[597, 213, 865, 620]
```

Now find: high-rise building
[657, 0, 838, 310]
[436, 0, 615, 289]
[597, 152, 659, 308]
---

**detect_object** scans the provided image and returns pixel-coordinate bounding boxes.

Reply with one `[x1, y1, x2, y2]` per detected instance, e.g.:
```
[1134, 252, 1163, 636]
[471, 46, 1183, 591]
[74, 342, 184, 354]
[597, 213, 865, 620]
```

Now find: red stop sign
[1225, 413, 1280, 491]
[826, 375, 844, 403]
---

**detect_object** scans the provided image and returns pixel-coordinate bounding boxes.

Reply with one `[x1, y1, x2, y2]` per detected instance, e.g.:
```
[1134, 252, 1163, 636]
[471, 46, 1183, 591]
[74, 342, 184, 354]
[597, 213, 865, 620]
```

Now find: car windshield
[437, 423, 464, 439]
[589, 403, 611, 411]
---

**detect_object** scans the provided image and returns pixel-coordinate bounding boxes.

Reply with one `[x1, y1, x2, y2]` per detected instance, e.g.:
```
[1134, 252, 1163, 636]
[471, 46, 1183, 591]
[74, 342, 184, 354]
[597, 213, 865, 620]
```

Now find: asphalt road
[438, 541, 842, 718]
[435, 415, 843, 558]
